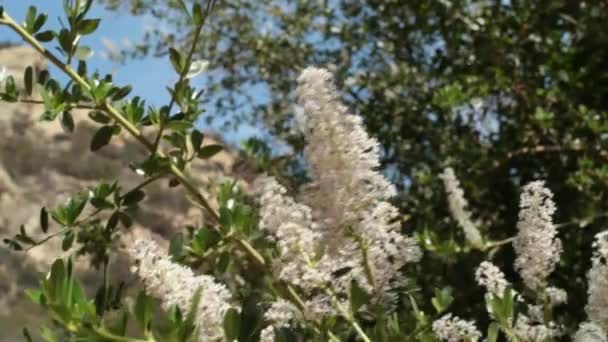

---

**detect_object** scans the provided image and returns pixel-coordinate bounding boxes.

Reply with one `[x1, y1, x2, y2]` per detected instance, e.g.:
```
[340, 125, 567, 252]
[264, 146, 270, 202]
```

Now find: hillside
[0, 46, 250, 340]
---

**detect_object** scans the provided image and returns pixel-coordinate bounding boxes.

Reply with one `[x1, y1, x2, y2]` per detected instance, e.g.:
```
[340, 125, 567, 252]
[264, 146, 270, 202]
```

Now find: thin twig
[324, 287, 372, 342]
[18, 98, 98, 109]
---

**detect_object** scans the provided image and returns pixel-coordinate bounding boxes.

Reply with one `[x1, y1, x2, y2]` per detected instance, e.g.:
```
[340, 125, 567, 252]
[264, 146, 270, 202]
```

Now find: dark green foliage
[5, 0, 608, 340]
[96, 0, 608, 336]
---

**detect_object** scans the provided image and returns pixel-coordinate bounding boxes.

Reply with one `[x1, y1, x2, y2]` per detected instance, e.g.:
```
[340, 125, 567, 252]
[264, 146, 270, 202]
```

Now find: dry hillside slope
[0, 45, 252, 339]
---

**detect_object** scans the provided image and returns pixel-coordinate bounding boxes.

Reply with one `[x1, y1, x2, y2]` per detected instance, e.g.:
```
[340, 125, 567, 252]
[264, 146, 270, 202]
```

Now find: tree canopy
[3, 0, 608, 340]
[100, 0, 608, 330]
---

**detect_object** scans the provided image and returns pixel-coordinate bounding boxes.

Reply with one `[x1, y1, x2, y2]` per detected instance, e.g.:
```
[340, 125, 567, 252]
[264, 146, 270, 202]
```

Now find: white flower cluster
[254, 176, 332, 291]
[127, 239, 235, 342]
[475, 261, 509, 296]
[295, 66, 420, 293]
[475, 250, 563, 339]
[432, 314, 482, 342]
[584, 231, 608, 332]
[513, 181, 562, 291]
[439, 167, 483, 248]
[513, 315, 561, 341]
[254, 67, 420, 330]
[259, 326, 276, 342]
[544, 286, 567, 307]
[575, 322, 607, 342]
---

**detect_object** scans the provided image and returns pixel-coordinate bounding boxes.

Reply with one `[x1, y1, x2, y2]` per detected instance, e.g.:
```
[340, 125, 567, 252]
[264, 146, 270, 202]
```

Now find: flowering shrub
[1, 1, 608, 341]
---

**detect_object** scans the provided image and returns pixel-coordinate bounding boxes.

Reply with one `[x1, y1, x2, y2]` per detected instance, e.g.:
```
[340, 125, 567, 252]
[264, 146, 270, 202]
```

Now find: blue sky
[0, 0, 175, 105]
[0, 0, 264, 144]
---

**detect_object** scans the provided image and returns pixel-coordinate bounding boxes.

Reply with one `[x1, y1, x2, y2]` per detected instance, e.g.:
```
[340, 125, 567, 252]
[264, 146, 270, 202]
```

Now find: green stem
[18, 98, 97, 109]
[324, 287, 372, 342]
[0, 10, 267, 266]
[0, 8, 329, 339]
[25, 228, 70, 252]
[484, 236, 516, 249]
[92, 326, 152, 342]
[152, 7, 206, 153]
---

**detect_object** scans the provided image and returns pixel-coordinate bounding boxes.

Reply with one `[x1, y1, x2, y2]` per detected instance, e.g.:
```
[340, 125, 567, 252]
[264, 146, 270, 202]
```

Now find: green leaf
[117, 211, 133, 228]
[487, 322, 499, 342]
[169, 233, 184, 259]
[122, 189, 146, 206]
[58, 28, 73, 54]
[350, 281, 370, 313]
[185, 288, 202, 331]
[169, 48, 185, 74]
[62, 230, 75, 251]
[35, 30, 54, 42]
[191, 228, 220, 254]
[2, 75, 17, 101]
[111, 85, 132, 101]
[25, 6, 37, 33]
[60, 111, 75, 133]
[24, 66, 33, 96]
[408, 295, 427, 324]
[232, 204, 252, 235]
[44, 259, 66, 301]
[16, 225, 36, 245]
[91, 125, 114, 151]
[74, 45, 93, 60]
[77, 60, 87, 76]
[431, 287, 454, 314]
[88, 110, 111, 124]
[25, 289, 44, 305]
[77, 18, 100, 35]
[40, 207, 49, 233]
[33, 13, 48, 32]
[198, 144, 223, 159]
[192, 3, 204, 26]
[52, 195, 87, 226]
[94, 285, 107, 315]
[40, 326, 58, 342]
[4, 238, 23, 251]
[90, 181, 117, 199]
[23, 327, 33, 342]
[106, 211, 120, 232]
[134, 291, 155, 332]
[190, 130, 204, 152]
[217, 252, 231, 273]
[223, 308, 241, 341]
[129, 155, 171, 176]
[91, 197, 114, 210]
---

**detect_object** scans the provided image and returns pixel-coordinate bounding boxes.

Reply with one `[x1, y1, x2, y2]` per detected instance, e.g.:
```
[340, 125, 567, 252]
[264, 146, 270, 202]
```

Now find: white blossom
[260, 326, 276, 342]
[432, 314, 481, 342]
[265, 299, 301, 328]
[439, 167, 483, 248]
[127, 239, 235, 342]
[513, 181, 562, 291]
[475, 261, 509, 296]
[574, 322, 607, 342]
[295, 66, 420, 292]
[513, 315, 561, 341]
[253, 175, 332, 291]
[585, 231, 608, 331]
[544, 286, 567, 307]
[252, 67, 420, 328]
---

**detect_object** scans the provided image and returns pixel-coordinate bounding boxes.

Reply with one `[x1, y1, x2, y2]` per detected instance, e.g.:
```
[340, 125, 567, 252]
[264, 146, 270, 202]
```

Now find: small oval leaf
[91, 125, 114, 151]
[24, 66, 33, 96]
[198, 144, 223, 159]
[40, 207, 49, 233]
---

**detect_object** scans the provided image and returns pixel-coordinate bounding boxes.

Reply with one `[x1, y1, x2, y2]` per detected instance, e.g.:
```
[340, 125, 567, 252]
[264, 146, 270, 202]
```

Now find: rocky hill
[0, 45, 251, 340]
